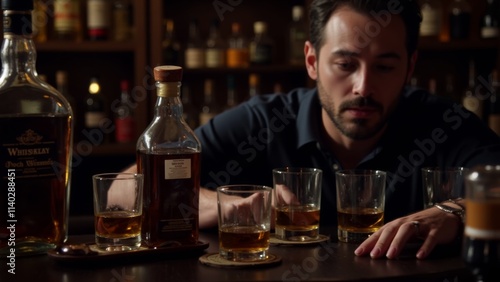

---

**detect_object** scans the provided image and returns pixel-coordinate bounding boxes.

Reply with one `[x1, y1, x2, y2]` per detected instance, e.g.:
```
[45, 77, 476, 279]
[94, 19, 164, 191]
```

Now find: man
[128, 0, 500, 259]
[194, 0, 500, 259]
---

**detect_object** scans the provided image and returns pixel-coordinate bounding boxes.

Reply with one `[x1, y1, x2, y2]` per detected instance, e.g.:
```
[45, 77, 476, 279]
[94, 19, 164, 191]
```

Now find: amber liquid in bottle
[137, 66, 201, 247]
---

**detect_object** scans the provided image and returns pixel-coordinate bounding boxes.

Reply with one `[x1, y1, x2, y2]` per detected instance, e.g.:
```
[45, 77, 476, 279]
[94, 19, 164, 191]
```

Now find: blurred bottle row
[419, 0, 500, 41]
[412, 61, 500, 136]
[32, 0, 134, 42]
[162, 5, 307, 68]
[40, 71, 136, 143]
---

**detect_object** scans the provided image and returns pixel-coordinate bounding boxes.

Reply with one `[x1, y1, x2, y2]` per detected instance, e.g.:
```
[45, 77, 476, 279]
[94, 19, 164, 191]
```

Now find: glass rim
[335, 169, 386, 176]
[217, 184, 273, 193]
[272, 167, 323, 174]
[421, 167, 468, 173]
[92, 173, 144, 180]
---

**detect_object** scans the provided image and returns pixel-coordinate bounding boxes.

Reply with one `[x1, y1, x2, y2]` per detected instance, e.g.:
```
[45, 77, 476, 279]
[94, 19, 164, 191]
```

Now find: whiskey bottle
[0, 0, 74, 256]
[462, 61, 484, 119]
[419, 0, 442, 38]
[289, 5, 307, 65]
[84, 77, 107, 130]
[137, 66, 201, 247]
[224, 75, 237, 111]
[481, 0, 500, 39]
[249, 21, 274, 65]
[199, 79, 219, 126]
[87, 0, 111, 40]
[53, 0, 82, 41]
[112, 0, 132, 41]
[249, 73, 260, 99]
[114, 80, 136, 143]
[161, 19, 181, 65]
[226, 22, 249, 68]
[205, 19, 225, 68]
[185, 19, 205, 69]
[32, 0, 48, 42]
[448, 0, 471, 39]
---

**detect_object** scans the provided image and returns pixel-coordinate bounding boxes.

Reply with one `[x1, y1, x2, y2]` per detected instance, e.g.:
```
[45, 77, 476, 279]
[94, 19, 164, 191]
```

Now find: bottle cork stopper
[154, 65, 183, 82]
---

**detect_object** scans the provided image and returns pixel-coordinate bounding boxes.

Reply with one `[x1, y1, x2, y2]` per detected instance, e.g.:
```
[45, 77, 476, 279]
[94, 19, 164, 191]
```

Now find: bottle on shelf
[448, 0, 471, 40]
[137, 65, 201, 247]
[53, 0, 82, 41]
[185, 19, 205, 69]
[489, 70, 500, 135]
[32, 0, 48, 42]
[199, 79, 219, 125]
[181, 84, 198, 129]
[462, 61, 484, 119]
[419, 0, 442, 38]
[444, 74, 459, 102]
[161, 19, 181, 65]
[480, 0, 500, 39]
[0, 1, 73, 256]
[224, 75, 237, 111]
[112, 0, 132, 41]
[87, 0, 111, 41]
[226, 22, 249, 68]
[428, 78, 437, 95]
[205, 19, 225, 68]
[249, 21, 274, 65]
[85, 77, 108, 130]
[289, 5, 307, 65]
[114, 80, 136, 143]
[55, 71, 76, 114]
[249, 73, 260, 99]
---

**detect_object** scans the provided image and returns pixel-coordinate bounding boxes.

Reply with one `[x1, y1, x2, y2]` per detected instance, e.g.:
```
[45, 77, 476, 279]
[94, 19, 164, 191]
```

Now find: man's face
[312, 6, 414, 140]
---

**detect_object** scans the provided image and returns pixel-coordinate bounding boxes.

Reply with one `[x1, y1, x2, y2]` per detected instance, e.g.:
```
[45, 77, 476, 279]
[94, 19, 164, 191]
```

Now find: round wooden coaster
[270, 234, 330, 245]
[199, 253, 282, 268]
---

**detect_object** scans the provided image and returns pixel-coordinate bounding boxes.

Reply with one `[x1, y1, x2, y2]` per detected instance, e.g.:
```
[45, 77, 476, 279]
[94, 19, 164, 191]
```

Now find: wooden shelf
[419, 38, 500, 51]
[35, 40, 137, 53]
[183, 64, 307, 74]
[88, 142, 136, 156]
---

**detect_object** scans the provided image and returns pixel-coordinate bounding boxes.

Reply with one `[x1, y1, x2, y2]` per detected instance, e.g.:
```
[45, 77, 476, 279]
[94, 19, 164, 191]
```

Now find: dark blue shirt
[195, 87, 500, 227]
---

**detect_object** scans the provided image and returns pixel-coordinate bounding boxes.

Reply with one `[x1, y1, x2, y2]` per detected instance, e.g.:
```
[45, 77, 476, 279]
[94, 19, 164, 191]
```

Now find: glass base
[219, 249, 269, 262]
[275, 227, 319, 241]
[337, 229, 372, 243]
[95, 235, 141, 252]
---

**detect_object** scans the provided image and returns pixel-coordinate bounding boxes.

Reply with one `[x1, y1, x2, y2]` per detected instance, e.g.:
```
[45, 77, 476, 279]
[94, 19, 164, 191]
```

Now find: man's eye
[377, 65, 395, 72]
[336, 62, 354, 71]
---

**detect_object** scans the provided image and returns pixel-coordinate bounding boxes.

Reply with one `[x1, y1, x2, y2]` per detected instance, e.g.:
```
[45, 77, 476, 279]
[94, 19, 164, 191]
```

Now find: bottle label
[85, 112, 107, 128]
[87, 0, 110, 29]
[3, 12, 32, 36]
[420, 5, 441, 36]
[205, 49, 225, 68]
[481, 27, 500, 39]
[164, 158, 192, 179]
[185, 48, 205, 68]
[226, 48, 249, 68]
[0, 116, 69, 179]
[250, 43, 272, 64]
[54, 0, 80, 33]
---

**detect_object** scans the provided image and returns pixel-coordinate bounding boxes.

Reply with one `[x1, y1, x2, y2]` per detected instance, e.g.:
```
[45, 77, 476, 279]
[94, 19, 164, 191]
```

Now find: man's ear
[305, 41, 318, 81]
[406, 51, 418, 83]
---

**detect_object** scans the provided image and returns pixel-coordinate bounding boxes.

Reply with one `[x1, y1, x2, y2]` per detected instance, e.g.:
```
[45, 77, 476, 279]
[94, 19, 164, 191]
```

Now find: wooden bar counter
[1, 222, 476, 282]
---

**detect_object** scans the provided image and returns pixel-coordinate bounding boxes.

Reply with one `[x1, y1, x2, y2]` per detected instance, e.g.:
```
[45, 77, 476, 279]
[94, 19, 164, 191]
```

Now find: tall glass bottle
[53, 0, 82, 41]
[184, 19, 205, 69]
[226, 22, 249, 68]
[112, 0, 132, 41]
[0, 0, 73, 256]
[114, 79, 136, 143]
[87, 0, 111, 40]
[419, 0, 442, 38]
[249, 21, 274, 65]
[205, 19, 225, 68]
[289, 5, 307, 65]
[462, 61, 483, 119]
[84, 77, 107, 134]
[161, 19, 181, 65]
[199, 79, 219, 126]
[137, 66, 201, 247]
[448, 0, 471, 39]
[481, 0, 500, 39]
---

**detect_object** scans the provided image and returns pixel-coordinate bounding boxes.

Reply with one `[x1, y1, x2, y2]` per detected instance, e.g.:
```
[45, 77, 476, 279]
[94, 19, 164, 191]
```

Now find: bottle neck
[1, 10, 37, 83]
[155, 81, 183, 117]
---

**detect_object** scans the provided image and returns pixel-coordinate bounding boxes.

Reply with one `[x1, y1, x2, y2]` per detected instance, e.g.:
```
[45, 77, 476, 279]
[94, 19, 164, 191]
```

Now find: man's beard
[317, 79, 397, 140]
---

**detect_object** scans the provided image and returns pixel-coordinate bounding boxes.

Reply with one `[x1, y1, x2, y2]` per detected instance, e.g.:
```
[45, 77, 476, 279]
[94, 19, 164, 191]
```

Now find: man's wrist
[434, 198, 465, 223]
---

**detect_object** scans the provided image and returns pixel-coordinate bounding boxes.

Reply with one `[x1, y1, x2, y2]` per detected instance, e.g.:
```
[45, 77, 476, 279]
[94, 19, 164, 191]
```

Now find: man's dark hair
[309, 0, 422, 57]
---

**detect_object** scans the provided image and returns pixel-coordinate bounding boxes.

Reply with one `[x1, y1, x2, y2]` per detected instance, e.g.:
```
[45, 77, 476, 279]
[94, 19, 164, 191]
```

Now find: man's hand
[354, 206, 462, 259]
